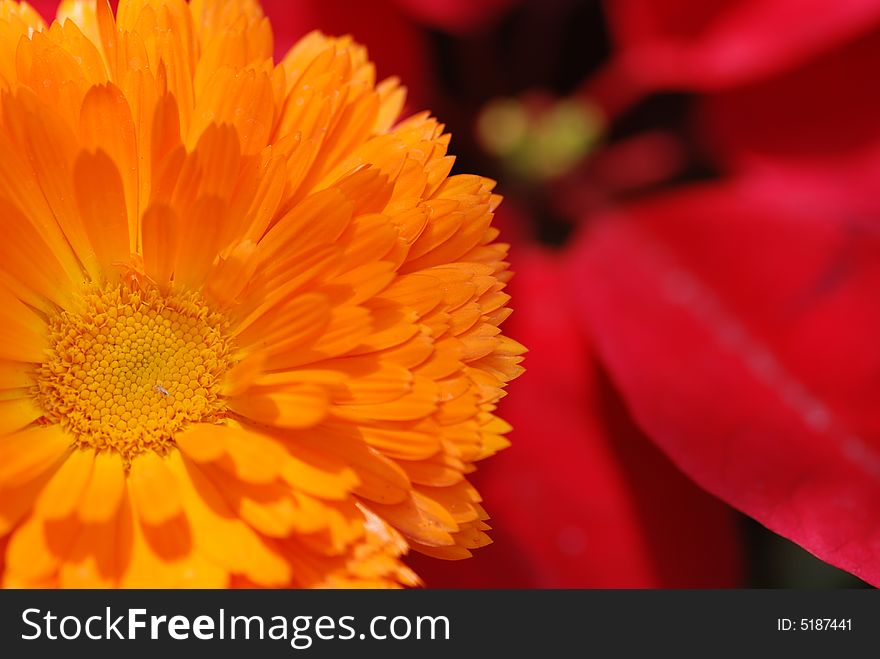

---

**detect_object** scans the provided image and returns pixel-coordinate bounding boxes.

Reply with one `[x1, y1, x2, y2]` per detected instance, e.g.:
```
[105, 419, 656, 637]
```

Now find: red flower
[605, 0, 880, 90]
[409, 246, 743, 588]
[566, 176, 880, 585]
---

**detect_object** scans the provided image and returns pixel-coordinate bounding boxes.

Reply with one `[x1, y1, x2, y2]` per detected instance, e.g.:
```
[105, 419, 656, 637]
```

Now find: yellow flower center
[36, 281, 234, 463]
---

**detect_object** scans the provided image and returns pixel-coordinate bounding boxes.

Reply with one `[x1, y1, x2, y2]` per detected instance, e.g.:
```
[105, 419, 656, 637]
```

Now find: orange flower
[0, 0, 523, 588]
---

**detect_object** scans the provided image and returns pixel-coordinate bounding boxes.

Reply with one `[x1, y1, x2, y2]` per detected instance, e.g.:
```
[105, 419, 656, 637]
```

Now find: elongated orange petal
[140, 203, 179, 285]
[79, 451, 126, 523]
[226, 386, 329, 430]
[60, 489, 132, 588]
[0, 198, 78, 312]
[0, 425, 71, 488]
[173, 195, 226, 288]
[175, 423, 228, 462]
[33, 449, 95, 520]
[5, 513, 79, 583]
[74, 149, 131, 274]
[0, 396, 44, 436]
[0, 361, 34, 390]
[128, 452, 182, 526]
[0, 285, 49, 363]
[367, 491, 460, 548]
[79, 83, 139, 250]
[0, 469, 54, 535]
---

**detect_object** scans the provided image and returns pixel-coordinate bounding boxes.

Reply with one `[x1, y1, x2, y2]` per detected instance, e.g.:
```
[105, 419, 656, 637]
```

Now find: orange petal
[356, 421, 443, 461]
[57, 1, 103, 49]
[219, 351, 265, 398]
[0, 424, 71, 488]
[175, 422, 228, 462]
[189, 68, 274, 155]
[222, 431, 293, 486]
[74, 149, 131, 274]
[33, 449, 95, 521]
[334, 376, 438, 422]
[0, 198, 78, 312]
[141, 203, 179, 285]
[5, 513, 79, 582]
[2, 90, 98, 281]
[128, 452, 182, 526]
[197, 464, 328, 538]
[173, 195, 226, 289]
[60, 488, 133, 588]
[292, 426, 410, 504]
[227, 385, 329, 429]
[233, 292, 330, 353]
[410, 543, 473, 560]
[415, 481, 481, 525]
[0, 396, 44, 436]
[79, 451, 125, 523]
[79, 83, 138, 249]
[277, 442, 360, 501]
[0, 361, 36, 390]
[367, 490, 460, 548]
[398, 453, 465, 488]
[0, 468, 55, 535]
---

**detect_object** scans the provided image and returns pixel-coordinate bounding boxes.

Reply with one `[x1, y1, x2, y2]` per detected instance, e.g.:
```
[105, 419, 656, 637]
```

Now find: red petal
[567, 178, 880, 585]
[607, 0, 880, 90]
[702, 30, 880, 207]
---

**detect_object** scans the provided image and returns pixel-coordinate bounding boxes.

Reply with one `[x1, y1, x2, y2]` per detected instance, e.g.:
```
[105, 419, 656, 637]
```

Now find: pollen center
[36, 282, 234, 462]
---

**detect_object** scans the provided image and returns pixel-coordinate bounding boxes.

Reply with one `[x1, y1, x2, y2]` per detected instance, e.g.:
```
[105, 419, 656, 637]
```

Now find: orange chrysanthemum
[0, 0, 524, 588]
